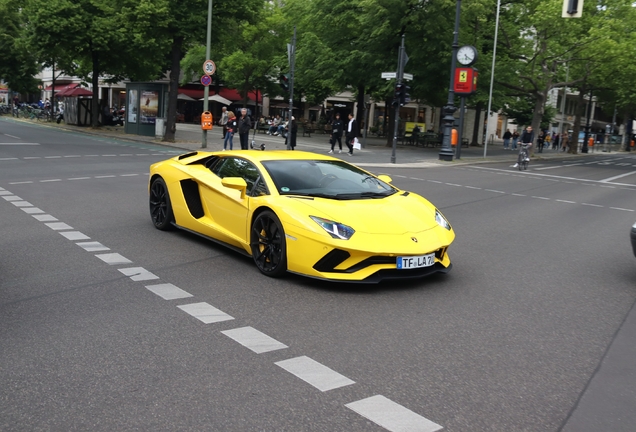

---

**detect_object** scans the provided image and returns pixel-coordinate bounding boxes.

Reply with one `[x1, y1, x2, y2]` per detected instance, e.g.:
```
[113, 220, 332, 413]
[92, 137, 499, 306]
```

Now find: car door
[201, 157, 262, 244]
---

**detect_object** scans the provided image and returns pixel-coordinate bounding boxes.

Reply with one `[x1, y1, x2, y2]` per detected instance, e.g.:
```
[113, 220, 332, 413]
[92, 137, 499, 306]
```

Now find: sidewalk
[7, 116, 619, 168]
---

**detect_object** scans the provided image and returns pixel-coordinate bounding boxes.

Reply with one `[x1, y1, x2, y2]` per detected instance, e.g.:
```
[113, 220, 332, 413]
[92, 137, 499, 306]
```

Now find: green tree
[0, 0, 39, 96]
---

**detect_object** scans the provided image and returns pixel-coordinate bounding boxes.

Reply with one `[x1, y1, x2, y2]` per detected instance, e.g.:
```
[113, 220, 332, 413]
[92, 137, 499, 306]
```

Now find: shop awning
[44, 83, 80, 92]
[177, 87, 262, 103]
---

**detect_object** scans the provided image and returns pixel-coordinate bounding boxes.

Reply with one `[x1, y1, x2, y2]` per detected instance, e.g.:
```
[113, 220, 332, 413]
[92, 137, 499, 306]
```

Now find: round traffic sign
[201, 74, 212, 86]
[203, 60, 216, 76]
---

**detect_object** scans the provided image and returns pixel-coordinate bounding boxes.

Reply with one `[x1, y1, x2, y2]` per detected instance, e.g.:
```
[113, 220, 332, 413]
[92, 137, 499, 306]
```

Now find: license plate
[396, 253, 435, 269]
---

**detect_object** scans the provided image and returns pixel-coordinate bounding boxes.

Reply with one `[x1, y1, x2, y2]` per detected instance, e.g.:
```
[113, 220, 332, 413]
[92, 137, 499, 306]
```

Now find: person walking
[218, 106, 228, 138]
[553, 133, 560, 150]
[329, 113, 344, 153]
[537, 129, 545, 153]
[503, 129, 512, 149]
[511, 130, 519, 150]
[513, 126, 534, 168]
[286, 116, 298, 150]
[345, 113, 358, 156]
[238, 108, 251, 150]
[223, 111, 236, 150]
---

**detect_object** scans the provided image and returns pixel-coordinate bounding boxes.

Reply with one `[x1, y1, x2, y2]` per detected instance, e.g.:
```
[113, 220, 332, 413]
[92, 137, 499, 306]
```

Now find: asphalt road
[2, 119, 635, 431]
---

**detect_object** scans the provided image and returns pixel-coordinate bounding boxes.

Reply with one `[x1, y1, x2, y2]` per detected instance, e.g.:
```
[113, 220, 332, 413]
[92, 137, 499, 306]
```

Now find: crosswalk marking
[76, 241, 110, 252]
[221, 326, 288, 354]
[95, 253, 133, 265]
[346, 395, 443, 432]
[275, 356, 355, 392]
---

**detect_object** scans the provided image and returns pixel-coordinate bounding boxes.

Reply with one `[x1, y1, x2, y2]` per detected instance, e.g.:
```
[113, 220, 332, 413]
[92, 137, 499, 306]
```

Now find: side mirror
[221, 177, 248, 199]
[377, 174, 393, 183]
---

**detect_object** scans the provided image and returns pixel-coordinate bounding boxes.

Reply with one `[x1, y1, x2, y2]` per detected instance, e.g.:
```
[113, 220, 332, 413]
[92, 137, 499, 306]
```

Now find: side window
[213, 157, 265, 196]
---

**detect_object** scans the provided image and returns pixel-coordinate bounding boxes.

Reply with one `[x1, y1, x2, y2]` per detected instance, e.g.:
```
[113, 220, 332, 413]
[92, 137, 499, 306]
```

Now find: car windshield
[261, 159, 397, 200]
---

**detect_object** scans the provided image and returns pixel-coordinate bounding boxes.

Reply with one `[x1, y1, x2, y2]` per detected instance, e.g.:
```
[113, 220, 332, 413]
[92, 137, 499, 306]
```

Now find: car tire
[251, 210, 287, 277]
[149, 177, 174, 230]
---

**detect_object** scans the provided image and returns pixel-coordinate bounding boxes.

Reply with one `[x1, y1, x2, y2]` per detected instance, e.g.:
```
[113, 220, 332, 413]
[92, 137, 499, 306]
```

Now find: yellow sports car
[149, 150, 455, 283]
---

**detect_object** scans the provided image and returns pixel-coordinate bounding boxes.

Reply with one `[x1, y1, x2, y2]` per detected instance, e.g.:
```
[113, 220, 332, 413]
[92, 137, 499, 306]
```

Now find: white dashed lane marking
[145, 283, 193, 300]
[221, 326, 288, 354]
[76, 241, 110, 252]
[177, 302, 234, 324]
[275, 356, 355, 392]
[2, 185, 448, 431]
[118, 267, 159, 281]
[95, 253, 133, 265]
[59, 231, 90, 241]
[346, 395, 443, 432]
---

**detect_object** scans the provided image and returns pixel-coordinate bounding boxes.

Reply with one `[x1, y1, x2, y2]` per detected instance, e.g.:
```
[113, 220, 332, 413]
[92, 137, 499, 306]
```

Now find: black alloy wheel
[149, 177, 174, 230]
[250, 210, 287, 277]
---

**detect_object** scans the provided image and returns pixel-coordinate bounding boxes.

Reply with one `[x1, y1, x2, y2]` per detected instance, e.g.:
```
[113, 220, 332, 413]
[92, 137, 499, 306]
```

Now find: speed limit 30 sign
[203, 60, 216, 76]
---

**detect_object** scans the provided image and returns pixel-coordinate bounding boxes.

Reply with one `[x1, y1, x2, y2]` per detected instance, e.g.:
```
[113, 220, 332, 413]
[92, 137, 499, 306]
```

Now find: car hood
[285, 193, 439, 234]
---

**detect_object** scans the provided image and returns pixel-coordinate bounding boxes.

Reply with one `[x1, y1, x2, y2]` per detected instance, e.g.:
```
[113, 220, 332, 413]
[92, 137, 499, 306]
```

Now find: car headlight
[435, 210, 451, 230]
[310, 216, 355, 240]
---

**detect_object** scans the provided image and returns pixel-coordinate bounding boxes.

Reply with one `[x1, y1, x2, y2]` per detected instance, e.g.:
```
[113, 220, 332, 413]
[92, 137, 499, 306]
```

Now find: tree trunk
[163, 36, 183, 143]
[529, 91, 546, 156]
[386, 98, 395, 147]
[471, 101, 483, 146]
[91, 51, 100, 128]
[622, 109, 631, 151]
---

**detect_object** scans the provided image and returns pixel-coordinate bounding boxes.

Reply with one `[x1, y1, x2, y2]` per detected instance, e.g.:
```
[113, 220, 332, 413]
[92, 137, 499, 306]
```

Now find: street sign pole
[202, 0, 213, 149]
[391, 35, 406, 164]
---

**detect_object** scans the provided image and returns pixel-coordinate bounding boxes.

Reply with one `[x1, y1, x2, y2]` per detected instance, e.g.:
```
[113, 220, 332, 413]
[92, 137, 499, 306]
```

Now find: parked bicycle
[514, 143, 531, 170]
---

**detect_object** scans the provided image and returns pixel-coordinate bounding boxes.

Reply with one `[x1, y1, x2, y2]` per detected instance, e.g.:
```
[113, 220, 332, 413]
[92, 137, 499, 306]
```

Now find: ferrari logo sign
[458, 71, 468, 83]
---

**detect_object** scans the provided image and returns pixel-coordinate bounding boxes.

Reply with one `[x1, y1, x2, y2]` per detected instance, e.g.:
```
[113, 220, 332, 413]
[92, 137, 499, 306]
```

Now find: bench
[302, 124, 315, 137]
[257, 123, 270, 134]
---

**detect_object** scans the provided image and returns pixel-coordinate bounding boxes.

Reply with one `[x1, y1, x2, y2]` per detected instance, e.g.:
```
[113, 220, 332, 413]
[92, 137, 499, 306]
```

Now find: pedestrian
[562, 133, 569, 152]
[512, 130, 519, 150]
[513, 125, 534, 168]
[503, 129, 512, 149]
[223, 111, 236, 150]
[345, 113, 358, 156]
[218, 106, 228, 138]
[238, 108, 251, 150]
[286, 116, 298, 150]
[553, 133, 560, 150]
[268, 114, 281, 135]
[328, 113, 344, 153]
[537, 129, 545, 153]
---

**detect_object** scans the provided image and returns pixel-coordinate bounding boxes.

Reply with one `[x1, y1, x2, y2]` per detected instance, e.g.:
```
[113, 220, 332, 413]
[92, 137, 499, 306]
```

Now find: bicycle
[516, 143, 531, 170]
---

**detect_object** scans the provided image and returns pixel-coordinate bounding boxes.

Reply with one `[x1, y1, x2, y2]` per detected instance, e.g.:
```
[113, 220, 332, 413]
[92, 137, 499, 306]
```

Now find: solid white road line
[0, 143, 39, 145]
[221, 326, 288, 354]
[144, 283, 193, 300]
[346, 395, 443, 432]
[275, 356, 355, 392]
[599, 170, 636, 183]
[118, 267, 159, 281]
[59, 231, 91, 240]
[76, 241, 110, 252]
[95, 253, 133, 265]
[177, 302, 234, 324]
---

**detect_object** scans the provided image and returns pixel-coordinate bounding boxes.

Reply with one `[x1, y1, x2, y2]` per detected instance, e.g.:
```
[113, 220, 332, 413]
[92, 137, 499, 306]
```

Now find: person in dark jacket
[238, 108, 252, 150]
[345, 113, 358, 156]
[503, 129, 512, 149]
[329, 113, 344, 153]
[286, 116, 298, 150]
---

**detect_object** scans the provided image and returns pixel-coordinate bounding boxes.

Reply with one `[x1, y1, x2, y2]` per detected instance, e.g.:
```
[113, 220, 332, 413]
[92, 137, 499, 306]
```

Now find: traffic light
[279, 73, 290, 92]
[392, 83, 403, 107]
[400, 85, 411, 106]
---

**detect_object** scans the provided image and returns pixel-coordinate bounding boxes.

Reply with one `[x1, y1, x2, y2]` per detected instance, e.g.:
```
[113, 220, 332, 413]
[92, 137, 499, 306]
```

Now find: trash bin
[155, 118, 165, 138]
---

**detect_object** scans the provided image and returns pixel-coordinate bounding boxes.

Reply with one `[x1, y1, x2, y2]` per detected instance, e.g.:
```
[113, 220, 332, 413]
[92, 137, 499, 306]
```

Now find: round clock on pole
[457, 45, 478, 66]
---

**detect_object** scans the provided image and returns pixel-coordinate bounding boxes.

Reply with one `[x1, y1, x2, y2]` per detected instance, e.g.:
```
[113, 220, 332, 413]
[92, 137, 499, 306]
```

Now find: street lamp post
[582, 89, 593, 153]
[439, 0, 462, 161]
[483, 0, 501, 157]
